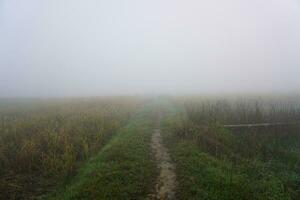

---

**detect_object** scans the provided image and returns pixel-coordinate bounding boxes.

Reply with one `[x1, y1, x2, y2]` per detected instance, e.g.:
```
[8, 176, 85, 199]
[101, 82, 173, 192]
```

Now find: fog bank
[1, 0, 300, 97]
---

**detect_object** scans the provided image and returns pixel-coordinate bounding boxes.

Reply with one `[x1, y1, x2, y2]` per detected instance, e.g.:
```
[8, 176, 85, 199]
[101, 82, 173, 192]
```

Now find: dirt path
[151, 129, 177, 200]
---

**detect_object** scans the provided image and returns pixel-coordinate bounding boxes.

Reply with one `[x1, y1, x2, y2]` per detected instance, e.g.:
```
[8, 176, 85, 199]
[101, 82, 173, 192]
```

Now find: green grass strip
[49, 106, 156, 200]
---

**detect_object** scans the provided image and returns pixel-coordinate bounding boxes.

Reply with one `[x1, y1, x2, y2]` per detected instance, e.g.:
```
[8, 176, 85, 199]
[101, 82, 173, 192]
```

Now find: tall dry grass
[165, 96, 300, 199]
[0, 97, 143, 199]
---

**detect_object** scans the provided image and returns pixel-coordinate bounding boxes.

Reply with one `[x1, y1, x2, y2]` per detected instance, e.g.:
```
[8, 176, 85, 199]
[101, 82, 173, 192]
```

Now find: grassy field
[1, 96, 300, 199]
[49, 101, 158, 199]
[0, 97, 144, 199]
[162, 96, 300, 200]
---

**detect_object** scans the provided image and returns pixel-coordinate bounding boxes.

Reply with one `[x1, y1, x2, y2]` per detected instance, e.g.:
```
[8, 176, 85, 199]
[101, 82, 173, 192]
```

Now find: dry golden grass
[0, 97, 144, 199]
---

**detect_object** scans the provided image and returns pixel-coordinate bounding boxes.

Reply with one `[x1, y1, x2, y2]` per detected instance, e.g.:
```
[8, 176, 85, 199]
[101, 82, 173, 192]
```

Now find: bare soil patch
[150, 129, 177, 200]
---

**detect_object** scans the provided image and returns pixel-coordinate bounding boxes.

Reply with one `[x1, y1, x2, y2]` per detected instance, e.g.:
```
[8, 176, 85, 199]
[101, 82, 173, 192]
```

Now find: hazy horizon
[1, 0, 300, 97]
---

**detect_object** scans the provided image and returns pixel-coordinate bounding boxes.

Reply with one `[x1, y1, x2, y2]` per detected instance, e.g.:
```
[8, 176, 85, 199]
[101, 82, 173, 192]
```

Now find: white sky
[1, 0, 300, 97]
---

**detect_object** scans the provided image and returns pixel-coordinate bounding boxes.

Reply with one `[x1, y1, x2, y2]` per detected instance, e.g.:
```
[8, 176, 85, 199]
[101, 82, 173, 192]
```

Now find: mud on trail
[150, 128, 177, 200]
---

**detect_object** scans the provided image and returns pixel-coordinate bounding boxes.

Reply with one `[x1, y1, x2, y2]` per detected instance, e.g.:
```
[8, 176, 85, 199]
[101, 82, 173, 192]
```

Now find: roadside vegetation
[49, 102, 158, 200]
[1, 96, 300, 200]
[0, 97, 143, 199]
[162, 96, 300, 200]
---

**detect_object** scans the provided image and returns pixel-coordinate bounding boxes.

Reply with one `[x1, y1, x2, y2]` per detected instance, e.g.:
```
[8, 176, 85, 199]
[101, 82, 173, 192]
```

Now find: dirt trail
[151, 129, 177, 200]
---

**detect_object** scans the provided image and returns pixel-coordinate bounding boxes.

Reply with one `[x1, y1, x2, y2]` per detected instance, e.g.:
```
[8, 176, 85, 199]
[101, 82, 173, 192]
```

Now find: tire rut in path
[150, 129, 177, 200]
